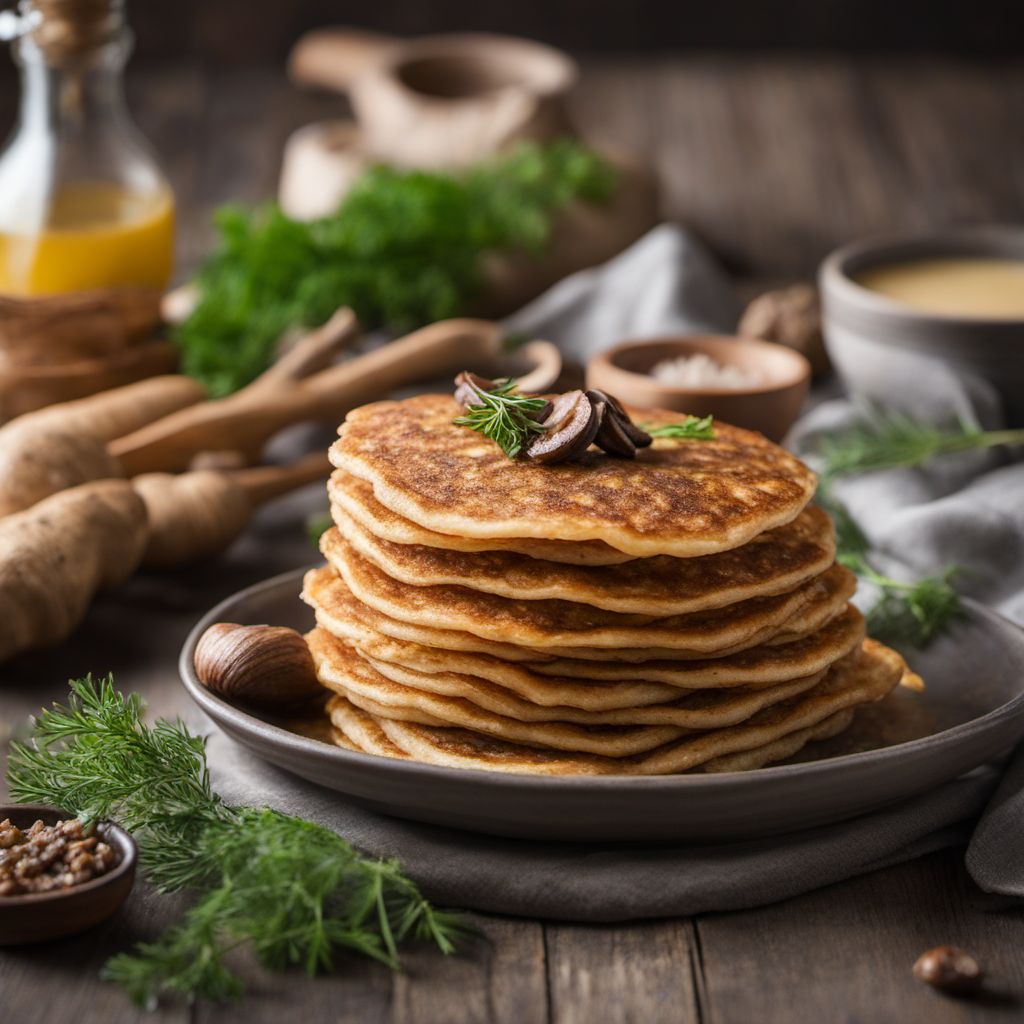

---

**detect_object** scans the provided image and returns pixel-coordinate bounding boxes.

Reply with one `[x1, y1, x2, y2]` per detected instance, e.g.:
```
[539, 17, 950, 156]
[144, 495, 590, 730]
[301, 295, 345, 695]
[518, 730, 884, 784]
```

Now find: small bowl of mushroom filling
[586, 335, 811, 442]
[0, 806, 137, 945]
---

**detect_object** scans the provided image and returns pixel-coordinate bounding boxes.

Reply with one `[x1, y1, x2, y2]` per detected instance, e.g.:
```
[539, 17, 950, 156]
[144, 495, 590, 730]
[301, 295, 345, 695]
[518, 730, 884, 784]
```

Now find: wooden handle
[228, 452, 331, 507]
[109, 318, 563, 476]
[244, 307, 360, 395]
[291, 318, 506, 413]
[287, 27, 397, 93]
[110, 318, 503, 475]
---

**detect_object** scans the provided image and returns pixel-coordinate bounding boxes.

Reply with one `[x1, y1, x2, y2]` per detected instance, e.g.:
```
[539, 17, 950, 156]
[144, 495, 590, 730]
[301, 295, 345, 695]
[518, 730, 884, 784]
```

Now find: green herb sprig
[177, 140, 617, 396]
[453, 378, 550, 457]
[816, 488, 962, 648]
[819, 411, 1024, 478]
[806, 407, 1019, 647]
[642, 415, 716, 440]
[7, 676, 463, 1008]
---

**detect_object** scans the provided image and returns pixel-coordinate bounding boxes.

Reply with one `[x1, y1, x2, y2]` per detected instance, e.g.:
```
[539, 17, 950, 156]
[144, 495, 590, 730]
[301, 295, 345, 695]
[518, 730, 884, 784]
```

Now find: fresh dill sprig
[453, 378, 550, 457]
[177, 139, 617, 395]
[815, 474, 963, 650]
[7, 676, 463, 1008]
[642, 415, 716, 440]
[819, 411, 1024, 478]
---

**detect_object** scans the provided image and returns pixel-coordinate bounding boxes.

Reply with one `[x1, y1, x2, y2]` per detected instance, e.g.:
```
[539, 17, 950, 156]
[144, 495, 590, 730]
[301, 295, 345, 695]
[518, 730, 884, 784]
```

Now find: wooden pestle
[111, 318, 562, 475]
[134, 452, 331, 569]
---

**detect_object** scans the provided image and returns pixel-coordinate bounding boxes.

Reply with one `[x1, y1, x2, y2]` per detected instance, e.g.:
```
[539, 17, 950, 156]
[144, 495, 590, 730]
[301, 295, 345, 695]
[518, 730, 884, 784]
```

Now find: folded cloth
[207, 730, 999, 921]
[503, 223, 740, 364]
[204, 225, 1024, 919]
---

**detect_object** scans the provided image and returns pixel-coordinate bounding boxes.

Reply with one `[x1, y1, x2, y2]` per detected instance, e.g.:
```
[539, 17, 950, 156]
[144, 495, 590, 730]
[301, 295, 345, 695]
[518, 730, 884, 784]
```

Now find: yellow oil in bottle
[0, 181, 175, 296]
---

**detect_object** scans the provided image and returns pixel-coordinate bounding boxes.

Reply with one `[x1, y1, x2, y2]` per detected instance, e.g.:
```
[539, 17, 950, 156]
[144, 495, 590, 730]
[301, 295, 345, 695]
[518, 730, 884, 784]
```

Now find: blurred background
[0, 0, 1021, 282]
[41, 0, 1024, 60]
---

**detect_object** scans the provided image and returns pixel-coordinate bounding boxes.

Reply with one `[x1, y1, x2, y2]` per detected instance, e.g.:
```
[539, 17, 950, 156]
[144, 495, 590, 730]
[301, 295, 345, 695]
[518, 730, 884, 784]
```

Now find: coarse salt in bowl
[585, 335, 811, 442]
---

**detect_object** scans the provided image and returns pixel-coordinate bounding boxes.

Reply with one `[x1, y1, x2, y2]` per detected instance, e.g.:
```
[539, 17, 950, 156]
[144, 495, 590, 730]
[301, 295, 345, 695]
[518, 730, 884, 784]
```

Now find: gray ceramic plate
[179, 568, 1024, 843]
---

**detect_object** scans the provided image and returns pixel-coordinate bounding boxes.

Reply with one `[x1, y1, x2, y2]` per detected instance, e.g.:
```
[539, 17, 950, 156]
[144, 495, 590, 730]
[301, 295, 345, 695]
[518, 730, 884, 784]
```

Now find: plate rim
[179, 566, 1024, 792]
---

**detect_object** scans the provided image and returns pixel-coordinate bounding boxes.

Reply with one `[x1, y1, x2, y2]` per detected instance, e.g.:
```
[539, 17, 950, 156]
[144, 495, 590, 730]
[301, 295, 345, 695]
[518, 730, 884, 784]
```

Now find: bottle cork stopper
[25, 0, 123, 62]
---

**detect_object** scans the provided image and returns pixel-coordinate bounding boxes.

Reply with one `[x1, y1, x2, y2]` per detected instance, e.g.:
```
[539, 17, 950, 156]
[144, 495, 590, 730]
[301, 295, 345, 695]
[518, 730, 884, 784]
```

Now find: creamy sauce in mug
[856, 258, 1024, 318]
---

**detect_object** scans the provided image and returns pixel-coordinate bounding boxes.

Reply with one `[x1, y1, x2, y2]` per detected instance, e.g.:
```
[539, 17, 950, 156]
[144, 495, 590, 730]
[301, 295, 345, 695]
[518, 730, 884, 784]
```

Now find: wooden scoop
[111, 318, 562, 475]
[135, 452, 331, 570]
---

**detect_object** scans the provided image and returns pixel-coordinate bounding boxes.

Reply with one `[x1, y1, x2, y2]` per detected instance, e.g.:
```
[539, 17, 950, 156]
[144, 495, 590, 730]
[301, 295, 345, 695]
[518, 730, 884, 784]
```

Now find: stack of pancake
[302, 394, 917, 776]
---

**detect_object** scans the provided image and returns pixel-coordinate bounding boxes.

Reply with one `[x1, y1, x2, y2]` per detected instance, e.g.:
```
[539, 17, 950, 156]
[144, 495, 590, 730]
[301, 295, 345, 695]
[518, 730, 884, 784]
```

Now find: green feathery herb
[809, 409, 999, 648]
[176, 140, 618, 396]
[7, 676, 463, 1008]
[453, 378, 550, 457]
[819, 411, 1024, 478]
[818, 486, 962, 647]
[642, 415, 716, 440]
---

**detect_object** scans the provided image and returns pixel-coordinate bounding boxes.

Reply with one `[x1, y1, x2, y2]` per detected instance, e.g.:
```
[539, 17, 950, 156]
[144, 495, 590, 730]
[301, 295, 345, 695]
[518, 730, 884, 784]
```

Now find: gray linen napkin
[207, 225, 1024, 920]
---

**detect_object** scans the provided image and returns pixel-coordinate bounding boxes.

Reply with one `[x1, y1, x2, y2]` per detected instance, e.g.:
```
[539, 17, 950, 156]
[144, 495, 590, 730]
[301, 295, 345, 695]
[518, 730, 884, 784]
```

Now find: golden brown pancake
[321, 528, 856, 655]
[310, 605, 865, 709]
[324, 639, 907, 775]
[330, 709, 857, 772]
[330, 469, 635, 566]
[331, 395, 817, 558]
[699, 710, 855, 772]
[303, 563, 856, 663]
[334, 500, 836, 615]
[308, 626, 830, 733]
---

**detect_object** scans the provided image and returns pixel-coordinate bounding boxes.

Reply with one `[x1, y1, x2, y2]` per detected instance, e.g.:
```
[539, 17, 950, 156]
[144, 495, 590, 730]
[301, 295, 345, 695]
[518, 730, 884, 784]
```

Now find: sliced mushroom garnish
[591, 399, 638, 457]
[525, 390, 599, 464]
[454, 371, 499, 409]
[586, 388, 653, 448]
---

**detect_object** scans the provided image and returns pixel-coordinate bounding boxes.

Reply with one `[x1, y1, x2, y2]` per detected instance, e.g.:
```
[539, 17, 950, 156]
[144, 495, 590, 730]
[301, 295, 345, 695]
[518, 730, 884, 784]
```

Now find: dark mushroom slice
[592, 399, 639, 457]
[525, 390, 599, 464]
[453, 370, 500, 409]
[586, 389, 653, 447]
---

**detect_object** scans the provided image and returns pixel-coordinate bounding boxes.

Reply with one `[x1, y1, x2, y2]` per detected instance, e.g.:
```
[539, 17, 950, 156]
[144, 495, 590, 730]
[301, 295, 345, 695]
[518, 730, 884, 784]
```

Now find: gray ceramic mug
[819, 228, 1024, 426]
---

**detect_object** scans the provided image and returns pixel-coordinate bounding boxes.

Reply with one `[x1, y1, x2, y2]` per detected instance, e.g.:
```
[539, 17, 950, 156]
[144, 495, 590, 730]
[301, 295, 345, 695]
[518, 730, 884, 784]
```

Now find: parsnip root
[0, 480, 148, 662]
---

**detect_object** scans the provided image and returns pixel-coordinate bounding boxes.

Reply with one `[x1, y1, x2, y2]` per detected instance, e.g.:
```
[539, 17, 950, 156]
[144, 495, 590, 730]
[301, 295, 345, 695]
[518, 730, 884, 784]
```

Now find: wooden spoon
[111, 318, 562, 475]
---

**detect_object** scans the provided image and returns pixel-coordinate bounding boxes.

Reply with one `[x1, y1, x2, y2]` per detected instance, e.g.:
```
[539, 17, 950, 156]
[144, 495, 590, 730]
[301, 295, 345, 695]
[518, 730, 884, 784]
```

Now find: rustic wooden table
[2, 57, 1024, 1023]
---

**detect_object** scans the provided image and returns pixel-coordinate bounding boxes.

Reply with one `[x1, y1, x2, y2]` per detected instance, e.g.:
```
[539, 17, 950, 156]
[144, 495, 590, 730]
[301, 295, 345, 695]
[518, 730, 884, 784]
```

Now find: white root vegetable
[7, 374, 207, 441]
[0, 480, 148, 663]
[0, 425, 122, 517]
[134, 452, 330, 569]
[0, 375, 207, 517]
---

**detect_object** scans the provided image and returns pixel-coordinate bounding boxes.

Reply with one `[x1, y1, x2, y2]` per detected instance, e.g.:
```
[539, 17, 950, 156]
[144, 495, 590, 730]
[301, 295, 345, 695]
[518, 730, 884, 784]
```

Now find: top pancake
[331, 395, 818, 558]
[330, 469, 636, 566]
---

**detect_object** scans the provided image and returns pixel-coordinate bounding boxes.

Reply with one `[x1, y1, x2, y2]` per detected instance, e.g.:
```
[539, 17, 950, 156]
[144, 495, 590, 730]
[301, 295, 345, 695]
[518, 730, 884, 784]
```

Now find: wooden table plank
[0, 884, 189, 1024]
[570, 58, 1024, 278]
[545, 920, 700, 1024]
[695, 849, 1024, 1023]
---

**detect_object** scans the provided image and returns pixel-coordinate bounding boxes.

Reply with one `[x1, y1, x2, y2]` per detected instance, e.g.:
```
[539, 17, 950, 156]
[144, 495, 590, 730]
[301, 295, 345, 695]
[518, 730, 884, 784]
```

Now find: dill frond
[7, 677, 464, 1007]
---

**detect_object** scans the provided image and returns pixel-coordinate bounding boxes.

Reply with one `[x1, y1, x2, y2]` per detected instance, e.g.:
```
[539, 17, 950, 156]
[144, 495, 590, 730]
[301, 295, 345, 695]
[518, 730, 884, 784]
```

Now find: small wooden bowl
[586, 336, 811, 441]
[0, 805, 137, 946]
